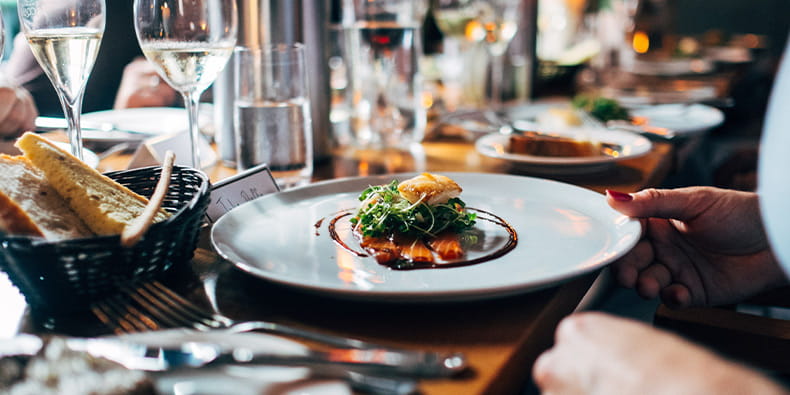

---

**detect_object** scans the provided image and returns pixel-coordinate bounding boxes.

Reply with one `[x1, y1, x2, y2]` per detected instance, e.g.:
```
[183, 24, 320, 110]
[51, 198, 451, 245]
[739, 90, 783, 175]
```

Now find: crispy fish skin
[397, 173, 462, 205]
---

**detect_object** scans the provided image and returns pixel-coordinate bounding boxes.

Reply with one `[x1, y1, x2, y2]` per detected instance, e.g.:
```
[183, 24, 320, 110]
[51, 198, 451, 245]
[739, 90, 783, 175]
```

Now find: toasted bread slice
[16, 132, 169, 236]
[0, 154, 93, 240]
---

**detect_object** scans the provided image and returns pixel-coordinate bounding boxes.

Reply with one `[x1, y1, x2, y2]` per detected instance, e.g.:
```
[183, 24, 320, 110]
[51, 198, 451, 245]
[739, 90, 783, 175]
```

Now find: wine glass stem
[60, 93, 85, 161]
[182, 90, 202, 168]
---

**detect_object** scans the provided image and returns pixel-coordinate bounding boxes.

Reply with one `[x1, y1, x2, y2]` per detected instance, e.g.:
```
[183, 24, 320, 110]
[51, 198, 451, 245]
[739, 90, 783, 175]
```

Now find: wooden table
[8, 137, 674, 394]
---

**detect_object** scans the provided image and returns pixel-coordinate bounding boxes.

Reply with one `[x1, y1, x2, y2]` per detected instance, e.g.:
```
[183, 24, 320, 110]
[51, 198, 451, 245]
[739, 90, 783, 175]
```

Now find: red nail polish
[607, 190, 633, 202]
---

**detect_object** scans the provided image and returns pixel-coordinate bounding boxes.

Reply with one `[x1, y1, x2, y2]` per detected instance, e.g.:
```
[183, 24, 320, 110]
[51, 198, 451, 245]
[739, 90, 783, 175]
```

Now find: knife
[66, 338, 467, 379]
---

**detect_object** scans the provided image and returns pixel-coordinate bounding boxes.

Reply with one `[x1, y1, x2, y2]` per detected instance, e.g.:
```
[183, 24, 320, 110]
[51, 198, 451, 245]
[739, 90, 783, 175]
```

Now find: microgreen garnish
[351, 180, 476, 238]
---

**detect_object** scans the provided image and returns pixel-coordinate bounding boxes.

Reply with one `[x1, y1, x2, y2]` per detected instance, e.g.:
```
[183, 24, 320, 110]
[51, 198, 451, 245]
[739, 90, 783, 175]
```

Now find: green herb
[572, 94, 630, 122]
[352, 180, 477, 238]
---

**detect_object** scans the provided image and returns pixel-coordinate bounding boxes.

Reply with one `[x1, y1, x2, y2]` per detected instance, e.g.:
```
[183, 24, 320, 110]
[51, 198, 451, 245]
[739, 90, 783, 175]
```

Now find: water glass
[234, 44, 314, 189]
[341, 0, 428, 150]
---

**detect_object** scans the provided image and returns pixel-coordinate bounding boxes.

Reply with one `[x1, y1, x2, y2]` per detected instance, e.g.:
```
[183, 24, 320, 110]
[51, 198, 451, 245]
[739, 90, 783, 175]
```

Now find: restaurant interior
[0, 0, 788, 394]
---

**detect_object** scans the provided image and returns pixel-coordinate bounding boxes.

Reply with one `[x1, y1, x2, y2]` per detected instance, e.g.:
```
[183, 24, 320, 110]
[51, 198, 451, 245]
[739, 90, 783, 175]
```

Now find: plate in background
[475, 129, 652, 175]
[629, 103, 724, 136]
[78, 105, 214, 143]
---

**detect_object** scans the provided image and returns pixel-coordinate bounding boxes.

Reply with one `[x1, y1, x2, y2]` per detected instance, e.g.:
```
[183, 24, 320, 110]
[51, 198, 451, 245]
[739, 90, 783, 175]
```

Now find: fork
[91, 281, 467, 372]
[577, 108, 676, 140]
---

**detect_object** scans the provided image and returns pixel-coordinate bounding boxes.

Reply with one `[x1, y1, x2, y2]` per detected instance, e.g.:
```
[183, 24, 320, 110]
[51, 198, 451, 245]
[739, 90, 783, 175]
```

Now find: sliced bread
[16, 132, 170, 236]
[0, 154, 93, 240]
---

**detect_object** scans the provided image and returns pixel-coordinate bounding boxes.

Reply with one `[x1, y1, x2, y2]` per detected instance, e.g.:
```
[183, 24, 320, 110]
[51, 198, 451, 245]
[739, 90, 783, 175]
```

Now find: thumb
[606, 188, 710, 221]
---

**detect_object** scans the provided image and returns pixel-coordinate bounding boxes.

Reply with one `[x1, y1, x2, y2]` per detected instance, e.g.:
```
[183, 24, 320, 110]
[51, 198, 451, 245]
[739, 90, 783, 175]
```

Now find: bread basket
[0, 165, 210, 313]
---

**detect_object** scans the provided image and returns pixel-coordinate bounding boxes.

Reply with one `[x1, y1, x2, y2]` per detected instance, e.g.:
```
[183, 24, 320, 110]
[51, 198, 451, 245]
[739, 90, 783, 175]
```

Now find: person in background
[0, 76, 37, 138]
[1, 1, 175, 116]
[532, 40, 790, 394]
[113, 57, 178, 109]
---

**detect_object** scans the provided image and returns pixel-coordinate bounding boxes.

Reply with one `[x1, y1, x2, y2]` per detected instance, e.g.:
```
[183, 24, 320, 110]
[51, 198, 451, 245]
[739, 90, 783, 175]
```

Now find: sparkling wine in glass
[134, 0, 237, 168]
[18, 0, 105, 160]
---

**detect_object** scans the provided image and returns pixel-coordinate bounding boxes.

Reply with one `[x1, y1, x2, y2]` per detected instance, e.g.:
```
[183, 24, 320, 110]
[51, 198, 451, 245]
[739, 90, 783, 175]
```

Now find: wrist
[707, 358, 787, 395]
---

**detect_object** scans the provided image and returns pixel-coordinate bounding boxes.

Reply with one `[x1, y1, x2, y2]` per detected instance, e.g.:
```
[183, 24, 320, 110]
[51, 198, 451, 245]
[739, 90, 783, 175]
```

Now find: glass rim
[234, 42, 305, 54]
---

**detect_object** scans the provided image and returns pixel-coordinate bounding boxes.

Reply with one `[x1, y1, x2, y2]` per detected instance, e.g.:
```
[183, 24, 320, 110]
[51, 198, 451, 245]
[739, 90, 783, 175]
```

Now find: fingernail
[606, 190, 633, 202]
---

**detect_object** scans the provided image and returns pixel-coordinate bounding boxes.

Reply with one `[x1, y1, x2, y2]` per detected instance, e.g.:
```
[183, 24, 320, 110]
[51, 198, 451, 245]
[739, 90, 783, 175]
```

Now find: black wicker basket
[0, 165, 210, 313]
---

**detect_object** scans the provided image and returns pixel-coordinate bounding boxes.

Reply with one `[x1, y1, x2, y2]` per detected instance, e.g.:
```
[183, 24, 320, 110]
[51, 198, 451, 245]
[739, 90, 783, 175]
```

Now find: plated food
[346, 173, 488, 269]
[508, 131, 605, 158]
[322, 173, 517, 270]
[570, 94, 631, 123]
[476, 128, 652, 176]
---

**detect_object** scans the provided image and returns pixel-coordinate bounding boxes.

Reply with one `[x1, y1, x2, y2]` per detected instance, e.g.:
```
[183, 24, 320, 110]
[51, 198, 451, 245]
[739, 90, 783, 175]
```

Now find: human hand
[0, 79, 37, 138]
[533, 312, 786, 395]
[114, 57, 177, 109]
[606, 187, 788, 308]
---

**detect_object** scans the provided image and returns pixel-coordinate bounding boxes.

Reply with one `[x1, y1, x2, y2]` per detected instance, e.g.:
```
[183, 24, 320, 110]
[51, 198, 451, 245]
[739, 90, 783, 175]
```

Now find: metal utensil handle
[226, 320, 467, 376]
[212, 349, 467, 378]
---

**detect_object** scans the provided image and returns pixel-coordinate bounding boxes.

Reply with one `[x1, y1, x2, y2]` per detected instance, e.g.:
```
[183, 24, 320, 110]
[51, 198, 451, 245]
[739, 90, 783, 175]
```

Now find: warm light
[421, 91, 434, 109]
[465, 20, 484, 42]
[632, 31, 650, 54]
[337, 246, 356, 284]
[678, 37, 699, 55]
[161, 3, 171, 19]
[358, 160, 369, 176]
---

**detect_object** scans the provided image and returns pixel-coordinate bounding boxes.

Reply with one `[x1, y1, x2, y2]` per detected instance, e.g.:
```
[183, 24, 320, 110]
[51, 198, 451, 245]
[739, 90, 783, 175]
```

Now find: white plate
[80, 105, 214, 143]
[629, 103, 724, 136]
[475, 130, 652, 175]
[211, 173, 641, 302]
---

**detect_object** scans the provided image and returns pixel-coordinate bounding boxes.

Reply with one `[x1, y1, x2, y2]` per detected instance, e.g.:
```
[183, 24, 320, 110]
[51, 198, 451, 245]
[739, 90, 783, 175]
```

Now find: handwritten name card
[205, 162, 280, 223]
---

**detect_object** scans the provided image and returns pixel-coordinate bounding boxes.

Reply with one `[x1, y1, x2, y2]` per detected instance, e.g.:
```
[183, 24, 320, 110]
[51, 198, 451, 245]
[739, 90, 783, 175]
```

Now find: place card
[205, 162, 280, 223]
[127, 130, 217, 169]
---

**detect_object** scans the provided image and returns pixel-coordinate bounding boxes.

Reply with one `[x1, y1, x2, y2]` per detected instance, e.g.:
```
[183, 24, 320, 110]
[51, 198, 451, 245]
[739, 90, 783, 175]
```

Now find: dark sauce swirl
[320, 208, 518, 270]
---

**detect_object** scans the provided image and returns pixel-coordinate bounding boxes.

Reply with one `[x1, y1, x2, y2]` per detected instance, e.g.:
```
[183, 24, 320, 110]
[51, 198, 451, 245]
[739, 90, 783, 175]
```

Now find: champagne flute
[134, 0, 237, 168]
[433, 0, 519, 134]
[466, 0, 519, 113]
[432, 0, 480, 110]
[17, 0, 105, 160]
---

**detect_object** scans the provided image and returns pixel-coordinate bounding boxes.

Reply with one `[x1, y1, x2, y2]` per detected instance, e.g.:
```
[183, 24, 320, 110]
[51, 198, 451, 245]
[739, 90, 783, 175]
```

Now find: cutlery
[60, 337, 417, 395]
[76, 338, 463, 377]
[91, 281, 468, 377]
[606, 119, 677, 140]
[575, 109, 677, 141]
